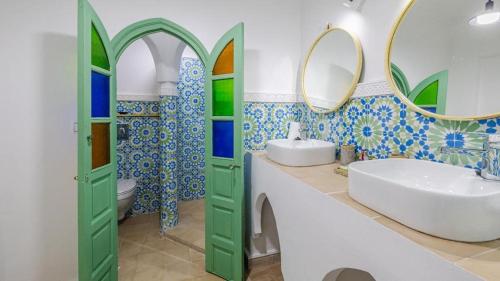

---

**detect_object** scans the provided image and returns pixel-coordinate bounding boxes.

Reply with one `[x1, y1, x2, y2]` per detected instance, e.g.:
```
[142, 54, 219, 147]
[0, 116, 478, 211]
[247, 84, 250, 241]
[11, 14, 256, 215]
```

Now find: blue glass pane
[91, 71, 110, 118]
[213, 121, 234, 158]
[422, 107, 437, 113]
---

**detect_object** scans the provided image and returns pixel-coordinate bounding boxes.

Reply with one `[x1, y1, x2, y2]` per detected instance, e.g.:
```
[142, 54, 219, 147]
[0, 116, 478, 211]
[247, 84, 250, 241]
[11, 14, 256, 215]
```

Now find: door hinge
[87, 135, 92, 146]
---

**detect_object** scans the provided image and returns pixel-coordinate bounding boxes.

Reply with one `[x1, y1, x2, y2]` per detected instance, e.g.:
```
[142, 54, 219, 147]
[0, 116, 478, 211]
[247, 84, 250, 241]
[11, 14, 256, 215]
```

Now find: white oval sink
[348, 159, 500, 242]
[266, 139, 336, 167]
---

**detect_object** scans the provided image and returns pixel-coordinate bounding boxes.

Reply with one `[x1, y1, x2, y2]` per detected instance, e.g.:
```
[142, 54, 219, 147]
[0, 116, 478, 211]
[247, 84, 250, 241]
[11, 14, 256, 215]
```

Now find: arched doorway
[111, 18, 209, 65]
[78, 1, 245, 279]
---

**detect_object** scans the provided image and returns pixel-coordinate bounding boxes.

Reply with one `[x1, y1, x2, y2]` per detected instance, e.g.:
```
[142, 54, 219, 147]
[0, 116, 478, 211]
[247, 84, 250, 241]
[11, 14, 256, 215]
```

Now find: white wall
[117, 38, 157, 98]
[0, 1, 301, 280]
[0, 1, 79, 281]
[91, 0, 302, 97]
[300, 0, 411, 91]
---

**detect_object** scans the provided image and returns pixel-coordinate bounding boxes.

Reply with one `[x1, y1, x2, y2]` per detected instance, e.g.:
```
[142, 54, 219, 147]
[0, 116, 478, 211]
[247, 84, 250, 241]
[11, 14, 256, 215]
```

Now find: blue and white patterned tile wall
[243, 102, 305, 151]
[117, 57, 207, 216]
[159, 95, 179, 231]
[177, 58, 206, 201]
[117, 101, 161, 215]
[304, 94, 500, 170]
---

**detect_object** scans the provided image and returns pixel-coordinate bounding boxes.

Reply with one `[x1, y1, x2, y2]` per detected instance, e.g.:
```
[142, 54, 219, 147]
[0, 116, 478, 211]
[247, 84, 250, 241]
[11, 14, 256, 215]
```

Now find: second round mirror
[302, 27, 363, 114]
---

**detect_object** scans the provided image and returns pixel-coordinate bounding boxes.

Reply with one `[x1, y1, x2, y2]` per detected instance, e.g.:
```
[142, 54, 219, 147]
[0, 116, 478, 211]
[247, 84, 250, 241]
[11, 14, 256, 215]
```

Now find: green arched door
[77, 0, 118, 280]
[205, 23, 245, 281]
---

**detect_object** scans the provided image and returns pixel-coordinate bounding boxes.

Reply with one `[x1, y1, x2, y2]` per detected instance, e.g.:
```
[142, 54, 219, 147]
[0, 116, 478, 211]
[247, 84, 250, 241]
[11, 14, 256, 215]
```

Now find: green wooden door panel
[213, 246, 234, 280]
[91, 174, 112, 217]
[213, 166, 234, 199]
[78, 0, 118, 281]
[205, 23, 245, 281]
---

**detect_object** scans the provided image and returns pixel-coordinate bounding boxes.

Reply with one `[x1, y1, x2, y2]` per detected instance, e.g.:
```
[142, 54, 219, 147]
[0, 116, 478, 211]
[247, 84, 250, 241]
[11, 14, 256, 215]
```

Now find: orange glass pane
[92, 123, 110, 169]
[213, 40, 234, 75]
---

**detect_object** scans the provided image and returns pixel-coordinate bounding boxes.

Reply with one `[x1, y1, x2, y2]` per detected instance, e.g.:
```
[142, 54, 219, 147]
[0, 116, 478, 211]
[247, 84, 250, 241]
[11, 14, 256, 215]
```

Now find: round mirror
[302, 27, 363, 114]
[387, 0, 500, 120]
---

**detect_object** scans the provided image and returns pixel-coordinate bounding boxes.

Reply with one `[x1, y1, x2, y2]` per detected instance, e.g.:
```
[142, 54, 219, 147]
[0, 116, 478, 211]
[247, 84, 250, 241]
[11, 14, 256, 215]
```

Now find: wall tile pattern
[159, 95, 179, 232]
[304, 94, 500, 170]
[243, 102, 305, 151]
[176, 58, 206, 201]
[117, 101, 161, 215]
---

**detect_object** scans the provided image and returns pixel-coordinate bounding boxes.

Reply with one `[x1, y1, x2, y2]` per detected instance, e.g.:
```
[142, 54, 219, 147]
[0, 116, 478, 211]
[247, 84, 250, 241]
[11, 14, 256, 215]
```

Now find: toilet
[117, 179, 137, 221]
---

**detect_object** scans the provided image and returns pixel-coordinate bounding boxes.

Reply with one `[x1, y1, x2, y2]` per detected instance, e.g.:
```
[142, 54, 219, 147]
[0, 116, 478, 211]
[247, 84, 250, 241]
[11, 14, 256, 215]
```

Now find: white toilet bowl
[117, 179, 137, 221]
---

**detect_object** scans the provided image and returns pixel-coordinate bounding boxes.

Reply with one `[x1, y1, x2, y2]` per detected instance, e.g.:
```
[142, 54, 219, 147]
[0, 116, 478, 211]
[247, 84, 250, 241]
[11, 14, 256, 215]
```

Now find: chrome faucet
[440, 134, 500, 181]
[298, 123, 308, 141]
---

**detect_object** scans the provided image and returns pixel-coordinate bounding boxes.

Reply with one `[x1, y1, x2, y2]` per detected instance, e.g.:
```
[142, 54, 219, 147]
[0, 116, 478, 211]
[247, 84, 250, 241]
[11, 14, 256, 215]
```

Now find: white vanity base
[247, 154, 481, 281]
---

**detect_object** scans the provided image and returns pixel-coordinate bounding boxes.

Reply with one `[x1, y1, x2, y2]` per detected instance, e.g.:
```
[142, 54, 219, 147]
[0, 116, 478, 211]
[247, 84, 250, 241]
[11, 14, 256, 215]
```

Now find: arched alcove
[323, 268, 376, 281]
[248, 193, 281, 259]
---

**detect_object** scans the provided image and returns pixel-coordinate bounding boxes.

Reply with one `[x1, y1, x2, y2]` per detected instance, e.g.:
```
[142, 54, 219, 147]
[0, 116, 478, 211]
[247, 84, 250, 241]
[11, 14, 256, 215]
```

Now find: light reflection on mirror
[389, 0, 500, 119]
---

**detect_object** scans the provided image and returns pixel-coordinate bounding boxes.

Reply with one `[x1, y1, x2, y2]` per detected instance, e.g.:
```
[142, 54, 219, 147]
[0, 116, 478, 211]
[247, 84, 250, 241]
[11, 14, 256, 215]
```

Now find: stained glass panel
[213, 79, 234, 116]
[213, 121, 234, 158]
[414, 80, 438, 105]
[91, 71, 110, 118]
[91, 24, 110, 70]
[92, 123, 110, 169]
[213, 41, 234, 75]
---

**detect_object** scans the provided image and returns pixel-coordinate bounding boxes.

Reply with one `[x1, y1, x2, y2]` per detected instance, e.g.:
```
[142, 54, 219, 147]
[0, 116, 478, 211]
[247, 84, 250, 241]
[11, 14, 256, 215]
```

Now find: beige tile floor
[165, 200, 206, 252]
[118, 201, 284, 281]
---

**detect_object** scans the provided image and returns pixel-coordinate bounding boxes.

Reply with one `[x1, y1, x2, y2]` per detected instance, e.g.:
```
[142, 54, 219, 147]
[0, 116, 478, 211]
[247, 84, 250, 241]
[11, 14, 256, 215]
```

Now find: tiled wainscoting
[304, 94, 500, 170]
[118, 58, 500, 218]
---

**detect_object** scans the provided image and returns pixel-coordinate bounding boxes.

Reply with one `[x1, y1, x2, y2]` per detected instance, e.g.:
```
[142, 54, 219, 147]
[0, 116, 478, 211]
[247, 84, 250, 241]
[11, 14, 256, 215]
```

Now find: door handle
[74, 175, 89, 183]
[228, 164, 241, 170]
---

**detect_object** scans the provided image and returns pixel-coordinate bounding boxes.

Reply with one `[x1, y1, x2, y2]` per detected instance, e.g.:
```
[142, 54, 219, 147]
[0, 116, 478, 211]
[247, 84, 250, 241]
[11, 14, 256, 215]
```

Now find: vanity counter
[252, 152, 500, 280]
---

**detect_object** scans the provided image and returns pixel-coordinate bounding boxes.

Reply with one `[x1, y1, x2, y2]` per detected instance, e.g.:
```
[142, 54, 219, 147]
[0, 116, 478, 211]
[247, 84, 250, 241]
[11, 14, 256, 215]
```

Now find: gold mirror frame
[302, 26, 363, 114]
[385, 0, 500, 121]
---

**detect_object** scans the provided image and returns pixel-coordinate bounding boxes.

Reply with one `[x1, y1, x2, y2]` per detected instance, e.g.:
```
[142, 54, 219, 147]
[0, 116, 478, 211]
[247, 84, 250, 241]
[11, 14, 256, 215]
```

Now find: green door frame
[111, 18, 209, 65]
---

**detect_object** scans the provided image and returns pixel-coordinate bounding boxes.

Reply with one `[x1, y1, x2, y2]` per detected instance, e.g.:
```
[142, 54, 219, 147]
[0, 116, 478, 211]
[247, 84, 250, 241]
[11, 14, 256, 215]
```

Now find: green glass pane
[414, 80, 438, 105]
[91, 24, 110, 70]
[213, 79, 234, 116]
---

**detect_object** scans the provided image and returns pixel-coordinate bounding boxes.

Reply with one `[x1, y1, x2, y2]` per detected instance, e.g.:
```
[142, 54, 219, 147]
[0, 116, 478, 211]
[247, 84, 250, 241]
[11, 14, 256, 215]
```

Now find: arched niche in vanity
[248, 192, 281, 259]
[323, 268, 376, 281]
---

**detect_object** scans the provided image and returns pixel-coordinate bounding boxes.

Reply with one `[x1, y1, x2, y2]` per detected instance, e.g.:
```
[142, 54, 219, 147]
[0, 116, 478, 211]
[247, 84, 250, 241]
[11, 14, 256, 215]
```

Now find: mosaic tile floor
[118, 203, 283, 280]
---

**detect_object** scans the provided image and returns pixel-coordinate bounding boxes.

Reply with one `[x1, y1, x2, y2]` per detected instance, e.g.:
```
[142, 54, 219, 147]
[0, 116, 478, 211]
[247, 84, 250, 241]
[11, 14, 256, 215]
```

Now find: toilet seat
[118, 179, 137, 200]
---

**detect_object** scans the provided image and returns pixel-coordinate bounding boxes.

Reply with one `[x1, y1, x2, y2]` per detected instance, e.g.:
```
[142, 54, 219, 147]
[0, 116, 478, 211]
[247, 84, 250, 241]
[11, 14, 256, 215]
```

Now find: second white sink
[266, 139, 336, 167]
[349, 159, 500, 242]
